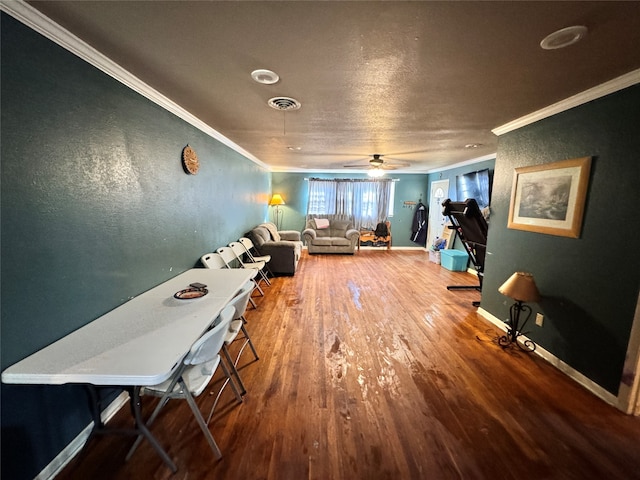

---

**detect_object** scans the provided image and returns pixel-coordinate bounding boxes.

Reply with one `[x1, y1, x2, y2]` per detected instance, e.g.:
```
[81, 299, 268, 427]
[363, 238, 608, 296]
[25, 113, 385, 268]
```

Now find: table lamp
[498, 272, 541, 351]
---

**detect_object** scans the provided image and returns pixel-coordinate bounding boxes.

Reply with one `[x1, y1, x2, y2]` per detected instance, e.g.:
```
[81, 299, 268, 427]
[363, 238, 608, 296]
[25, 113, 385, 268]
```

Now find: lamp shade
[498, 272, 541, 302]
[269, 194, 285, 206]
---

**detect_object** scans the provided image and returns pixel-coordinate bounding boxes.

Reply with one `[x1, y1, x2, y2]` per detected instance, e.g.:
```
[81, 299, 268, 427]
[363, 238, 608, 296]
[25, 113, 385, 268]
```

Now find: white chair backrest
[184, 305, 235, 366]
[201, 252, 227, 269]
[238, 237, 255, 251]
[229, 242, 249, 263]
[226, 281, 255, 320]
[215, 247, 238, 268]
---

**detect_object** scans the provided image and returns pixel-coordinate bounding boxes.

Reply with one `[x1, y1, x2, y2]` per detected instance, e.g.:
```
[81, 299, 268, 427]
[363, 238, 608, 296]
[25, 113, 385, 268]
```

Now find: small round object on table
[174, 287, 208, 299]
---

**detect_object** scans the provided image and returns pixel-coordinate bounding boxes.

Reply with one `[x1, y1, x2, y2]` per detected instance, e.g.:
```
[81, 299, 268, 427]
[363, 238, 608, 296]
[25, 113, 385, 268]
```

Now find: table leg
[127, 386, 178, 473]
[85, 384, 105, 430]
[81, 385, 177, 473]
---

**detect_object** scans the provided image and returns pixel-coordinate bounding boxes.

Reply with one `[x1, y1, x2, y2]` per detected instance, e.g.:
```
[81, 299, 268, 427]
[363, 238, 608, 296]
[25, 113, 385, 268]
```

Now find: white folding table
[1, 268, 254, 472]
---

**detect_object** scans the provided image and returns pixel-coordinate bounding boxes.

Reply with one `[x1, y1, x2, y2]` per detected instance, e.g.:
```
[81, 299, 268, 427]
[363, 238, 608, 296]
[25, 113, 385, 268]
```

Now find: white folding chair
[126, 305, 241, 461]
[229, 242, 271, 287]
[238, 236, 273, 277]
[200, 252, 228, 270]
[201, 251, 259, 308]
[238, 237, 271, 264]
[216, 246, 265, 297]
[206, 280, 259, 424]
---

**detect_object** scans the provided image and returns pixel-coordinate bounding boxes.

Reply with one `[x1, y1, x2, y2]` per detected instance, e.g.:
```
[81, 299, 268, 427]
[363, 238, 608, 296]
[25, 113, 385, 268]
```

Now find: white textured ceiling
[26, 1, 640, 173]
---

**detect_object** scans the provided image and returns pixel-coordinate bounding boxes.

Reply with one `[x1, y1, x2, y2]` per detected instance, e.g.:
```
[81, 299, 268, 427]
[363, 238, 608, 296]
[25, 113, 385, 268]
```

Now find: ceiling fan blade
[343, 164, 369, 168]
[383, 162, 410, 168]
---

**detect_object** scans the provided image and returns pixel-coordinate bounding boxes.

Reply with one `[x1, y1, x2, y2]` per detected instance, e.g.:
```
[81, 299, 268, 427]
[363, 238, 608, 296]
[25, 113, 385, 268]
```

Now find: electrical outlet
[535, 313, 544, 327]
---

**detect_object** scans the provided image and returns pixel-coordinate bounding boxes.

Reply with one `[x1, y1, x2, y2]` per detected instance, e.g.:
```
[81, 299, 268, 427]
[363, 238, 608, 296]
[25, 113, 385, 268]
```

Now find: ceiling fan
[343, 154, 410, 171]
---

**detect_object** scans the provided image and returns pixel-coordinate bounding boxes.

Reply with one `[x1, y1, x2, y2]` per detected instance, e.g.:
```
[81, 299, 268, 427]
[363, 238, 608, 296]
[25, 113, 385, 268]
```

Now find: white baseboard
[36, 391, 130, 480]
[303, 246, 427, 251]
[359, 246, 426, 250]
[476, 308, 618, 408]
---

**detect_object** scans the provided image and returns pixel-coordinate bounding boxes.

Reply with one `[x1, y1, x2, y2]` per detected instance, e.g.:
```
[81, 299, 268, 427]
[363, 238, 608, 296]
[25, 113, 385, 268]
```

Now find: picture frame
[507, 156, 591, 238]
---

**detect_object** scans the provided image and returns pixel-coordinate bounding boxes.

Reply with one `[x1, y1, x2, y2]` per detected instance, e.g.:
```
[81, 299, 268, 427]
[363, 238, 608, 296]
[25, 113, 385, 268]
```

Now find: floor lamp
[269, 194, 285, 229]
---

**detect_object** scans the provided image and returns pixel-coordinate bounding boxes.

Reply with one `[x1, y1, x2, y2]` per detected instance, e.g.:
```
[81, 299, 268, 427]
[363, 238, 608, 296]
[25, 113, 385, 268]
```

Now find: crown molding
[493, 69, 640, 136]
[0, 0, 270, 171]
[426, 153, 497, 174]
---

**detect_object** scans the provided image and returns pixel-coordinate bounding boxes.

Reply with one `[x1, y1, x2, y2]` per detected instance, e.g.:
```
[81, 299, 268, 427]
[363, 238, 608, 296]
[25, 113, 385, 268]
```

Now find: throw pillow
[314, 218, 330, 229]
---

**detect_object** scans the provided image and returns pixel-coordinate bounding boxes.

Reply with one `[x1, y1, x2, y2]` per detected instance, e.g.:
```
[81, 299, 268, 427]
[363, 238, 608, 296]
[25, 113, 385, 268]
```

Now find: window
[307, 178, 394, 230]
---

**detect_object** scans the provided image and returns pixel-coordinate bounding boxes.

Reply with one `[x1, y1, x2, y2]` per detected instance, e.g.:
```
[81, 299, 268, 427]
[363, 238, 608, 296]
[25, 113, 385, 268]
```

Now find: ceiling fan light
[368, 169, 385, 178]
[369, 154, 384, 166]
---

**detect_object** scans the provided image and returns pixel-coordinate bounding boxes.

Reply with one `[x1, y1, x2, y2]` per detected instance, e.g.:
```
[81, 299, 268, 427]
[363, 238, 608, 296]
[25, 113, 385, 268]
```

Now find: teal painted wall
[481, 85, 640, 395]
[1, 14, 270, 479]
[272, 172, 429, 247]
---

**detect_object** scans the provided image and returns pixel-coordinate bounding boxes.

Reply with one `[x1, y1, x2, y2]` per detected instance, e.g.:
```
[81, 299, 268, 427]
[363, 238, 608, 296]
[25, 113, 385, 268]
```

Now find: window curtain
[307, 178, 392, 230]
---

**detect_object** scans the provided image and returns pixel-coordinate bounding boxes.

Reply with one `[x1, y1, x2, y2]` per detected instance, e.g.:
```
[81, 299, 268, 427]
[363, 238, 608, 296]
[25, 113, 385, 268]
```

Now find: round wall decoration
[182, 145, 200, 174]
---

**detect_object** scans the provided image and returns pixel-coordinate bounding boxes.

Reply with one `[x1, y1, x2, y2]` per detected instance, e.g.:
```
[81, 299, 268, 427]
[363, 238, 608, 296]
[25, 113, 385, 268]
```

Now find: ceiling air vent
[268, 97, 301, 111]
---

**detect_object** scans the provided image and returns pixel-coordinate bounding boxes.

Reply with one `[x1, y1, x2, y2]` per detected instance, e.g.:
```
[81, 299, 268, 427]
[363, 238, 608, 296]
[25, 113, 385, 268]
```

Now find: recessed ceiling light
[287, 146, 301, 151]
[251, 69, 279, 85]
[540, 25, 588, 50]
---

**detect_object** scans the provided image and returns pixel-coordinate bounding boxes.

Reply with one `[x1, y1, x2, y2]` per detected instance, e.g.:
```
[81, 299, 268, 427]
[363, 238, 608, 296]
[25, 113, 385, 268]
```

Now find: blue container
[440, 249, 469, 271]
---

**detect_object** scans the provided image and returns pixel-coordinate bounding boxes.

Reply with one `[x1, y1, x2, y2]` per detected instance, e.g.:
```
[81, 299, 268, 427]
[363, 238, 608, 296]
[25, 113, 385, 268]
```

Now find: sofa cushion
[251, 226, 272, 247]
[330, 237, 352, 246]
[331, 220, 351, 237]
[260, 222, 281, 241]
[312, 237, 333, 246]
[315, 225, 331, 238]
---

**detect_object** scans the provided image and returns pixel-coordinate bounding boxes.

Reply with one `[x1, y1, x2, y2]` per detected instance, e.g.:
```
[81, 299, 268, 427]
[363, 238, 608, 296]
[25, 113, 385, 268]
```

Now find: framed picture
[507, 156, 591, 238]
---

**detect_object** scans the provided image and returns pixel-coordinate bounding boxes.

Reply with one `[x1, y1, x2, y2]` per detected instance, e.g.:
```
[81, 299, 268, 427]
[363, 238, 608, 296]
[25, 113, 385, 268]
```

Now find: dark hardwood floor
[57, 250, 640, 480]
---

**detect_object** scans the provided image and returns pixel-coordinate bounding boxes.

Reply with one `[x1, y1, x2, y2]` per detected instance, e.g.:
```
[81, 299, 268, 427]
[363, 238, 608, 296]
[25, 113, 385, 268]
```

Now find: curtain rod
[304, 178, 399, 181]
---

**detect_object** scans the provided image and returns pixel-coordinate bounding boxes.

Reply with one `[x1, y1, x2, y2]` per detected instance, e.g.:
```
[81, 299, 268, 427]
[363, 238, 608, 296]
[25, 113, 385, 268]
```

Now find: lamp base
[498, 330, 537, 352]
[272, 206, 283, 230]
[498, 301, 536, 352]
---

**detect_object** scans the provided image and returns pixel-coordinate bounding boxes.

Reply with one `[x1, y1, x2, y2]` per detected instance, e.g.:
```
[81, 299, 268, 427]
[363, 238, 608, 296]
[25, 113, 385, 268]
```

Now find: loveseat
[247, 222, 303, 275]
[302, 215, 360, 254]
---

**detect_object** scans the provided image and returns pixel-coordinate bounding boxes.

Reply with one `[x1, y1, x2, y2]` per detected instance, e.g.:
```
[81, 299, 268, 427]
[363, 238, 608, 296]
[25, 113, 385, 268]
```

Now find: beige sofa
[302, 215, 360, 254]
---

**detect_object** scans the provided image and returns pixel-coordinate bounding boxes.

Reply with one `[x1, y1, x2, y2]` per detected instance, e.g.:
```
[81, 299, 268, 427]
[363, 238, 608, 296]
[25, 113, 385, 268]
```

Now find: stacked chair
[238, 236, 273, 276]
[226, 243, 271, 288]
[216, 246, 266, 296]
[201, 251, 259, 309]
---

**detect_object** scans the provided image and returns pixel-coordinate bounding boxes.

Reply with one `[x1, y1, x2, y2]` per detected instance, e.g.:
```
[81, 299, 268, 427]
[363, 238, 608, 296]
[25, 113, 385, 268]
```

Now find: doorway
[426, 179, 449, 250]
[618, 292, 640, 415]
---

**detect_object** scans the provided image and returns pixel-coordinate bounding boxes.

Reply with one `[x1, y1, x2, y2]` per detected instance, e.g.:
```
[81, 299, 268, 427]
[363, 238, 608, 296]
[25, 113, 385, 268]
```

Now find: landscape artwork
[507, 157, 591, 238]
[517, 174, 572, 220]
